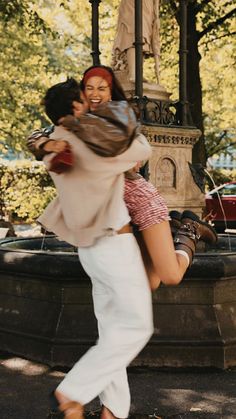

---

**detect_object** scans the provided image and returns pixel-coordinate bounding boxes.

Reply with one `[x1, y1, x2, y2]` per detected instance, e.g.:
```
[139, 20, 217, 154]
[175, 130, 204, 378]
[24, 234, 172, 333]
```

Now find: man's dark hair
[43, 77, 81, 125]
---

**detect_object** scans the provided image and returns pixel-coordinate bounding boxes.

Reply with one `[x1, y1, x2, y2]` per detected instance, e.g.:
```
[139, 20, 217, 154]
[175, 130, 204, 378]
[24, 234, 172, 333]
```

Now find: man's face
[72, 93, 89, 117]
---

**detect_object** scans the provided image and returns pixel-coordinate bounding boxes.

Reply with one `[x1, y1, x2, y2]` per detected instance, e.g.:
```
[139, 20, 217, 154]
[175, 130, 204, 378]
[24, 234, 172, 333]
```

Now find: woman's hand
[43, 140, 69, 153]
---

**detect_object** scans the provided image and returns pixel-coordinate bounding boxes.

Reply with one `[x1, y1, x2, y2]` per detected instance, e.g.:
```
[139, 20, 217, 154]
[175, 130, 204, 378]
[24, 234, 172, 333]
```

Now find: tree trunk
[187, 2, 207, 166]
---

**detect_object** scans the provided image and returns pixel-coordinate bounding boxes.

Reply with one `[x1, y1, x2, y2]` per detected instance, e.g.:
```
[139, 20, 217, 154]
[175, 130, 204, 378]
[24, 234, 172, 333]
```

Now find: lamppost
[179, 0, 190, 126]
[89, 0, 101, 65]
[134, 0, 143, 98]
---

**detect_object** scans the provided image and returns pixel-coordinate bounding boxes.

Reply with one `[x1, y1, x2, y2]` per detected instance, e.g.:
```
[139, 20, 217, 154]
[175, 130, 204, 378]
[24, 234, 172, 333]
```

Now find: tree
[0, 0, 90, 155]
[202, 37, 236, 160]
[161, 0, 236, 166]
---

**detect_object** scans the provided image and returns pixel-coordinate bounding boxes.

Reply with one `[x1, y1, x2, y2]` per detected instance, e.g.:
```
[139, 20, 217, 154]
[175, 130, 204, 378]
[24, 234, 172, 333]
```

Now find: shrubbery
[0, 160, 234, 224]
[0, 160, 56, 223]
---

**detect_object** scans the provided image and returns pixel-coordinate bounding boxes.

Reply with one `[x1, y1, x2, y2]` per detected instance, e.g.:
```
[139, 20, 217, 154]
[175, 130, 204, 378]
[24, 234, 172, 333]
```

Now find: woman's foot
[174, 210, 218, 265]
[55, 391, 84, 419]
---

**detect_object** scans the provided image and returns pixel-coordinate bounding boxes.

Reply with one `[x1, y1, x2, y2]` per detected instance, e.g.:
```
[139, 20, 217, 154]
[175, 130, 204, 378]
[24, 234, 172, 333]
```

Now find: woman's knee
[161, 273, 183, 286]
[152, 266, 183, 286]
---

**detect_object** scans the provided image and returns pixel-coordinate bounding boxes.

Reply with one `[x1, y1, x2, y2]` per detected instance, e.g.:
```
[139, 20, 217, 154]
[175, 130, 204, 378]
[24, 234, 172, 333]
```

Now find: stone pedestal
[114, 74, 205, 216]
[142, 125, 205, 216]
[114, 70, 171, 101]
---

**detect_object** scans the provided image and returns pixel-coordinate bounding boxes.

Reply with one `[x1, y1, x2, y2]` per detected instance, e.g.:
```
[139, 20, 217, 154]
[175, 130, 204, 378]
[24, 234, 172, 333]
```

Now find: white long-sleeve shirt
[38, 126, 152, 247]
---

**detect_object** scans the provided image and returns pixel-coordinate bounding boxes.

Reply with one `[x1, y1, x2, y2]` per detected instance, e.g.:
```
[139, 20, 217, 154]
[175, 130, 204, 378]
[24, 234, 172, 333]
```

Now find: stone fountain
[0, 235, 235, 369]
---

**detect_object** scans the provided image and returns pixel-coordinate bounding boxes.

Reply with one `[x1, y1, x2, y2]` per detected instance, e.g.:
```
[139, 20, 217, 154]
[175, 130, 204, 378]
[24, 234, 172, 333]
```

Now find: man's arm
[27, 126, 54, 160]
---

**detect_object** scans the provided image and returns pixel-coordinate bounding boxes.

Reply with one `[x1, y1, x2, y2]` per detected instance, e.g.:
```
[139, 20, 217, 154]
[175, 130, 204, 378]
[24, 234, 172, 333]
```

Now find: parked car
[205, 182, 236, 232]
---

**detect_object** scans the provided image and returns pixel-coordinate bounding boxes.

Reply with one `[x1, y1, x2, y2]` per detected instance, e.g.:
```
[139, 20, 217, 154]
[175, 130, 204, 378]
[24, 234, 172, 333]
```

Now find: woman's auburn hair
[80, 65, 127, 102]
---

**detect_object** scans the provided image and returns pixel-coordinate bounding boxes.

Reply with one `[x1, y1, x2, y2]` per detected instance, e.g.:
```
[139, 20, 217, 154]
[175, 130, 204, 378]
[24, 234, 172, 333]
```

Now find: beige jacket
[38, 126, 152, 247]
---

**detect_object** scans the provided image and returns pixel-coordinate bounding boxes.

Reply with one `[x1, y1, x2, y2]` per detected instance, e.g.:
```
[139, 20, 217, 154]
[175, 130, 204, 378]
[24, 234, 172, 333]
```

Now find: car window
[221, 184, 236, 196]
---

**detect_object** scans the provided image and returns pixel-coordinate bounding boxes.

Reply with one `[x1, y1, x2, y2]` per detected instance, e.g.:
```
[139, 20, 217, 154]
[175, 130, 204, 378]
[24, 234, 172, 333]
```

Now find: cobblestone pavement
[0, 352, 236, 419]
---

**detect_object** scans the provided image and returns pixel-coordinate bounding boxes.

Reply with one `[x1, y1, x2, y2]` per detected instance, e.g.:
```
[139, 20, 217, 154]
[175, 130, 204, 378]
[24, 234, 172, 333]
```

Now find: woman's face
[84, 76, 112, 111]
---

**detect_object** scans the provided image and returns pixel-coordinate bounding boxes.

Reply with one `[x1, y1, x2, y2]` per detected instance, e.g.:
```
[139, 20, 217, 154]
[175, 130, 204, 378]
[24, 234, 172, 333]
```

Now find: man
[30, 77, 153, 419]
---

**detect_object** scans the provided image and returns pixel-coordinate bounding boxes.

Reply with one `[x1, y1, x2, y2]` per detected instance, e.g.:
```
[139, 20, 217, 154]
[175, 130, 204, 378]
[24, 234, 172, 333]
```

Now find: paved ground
[0, 351, 236, 419]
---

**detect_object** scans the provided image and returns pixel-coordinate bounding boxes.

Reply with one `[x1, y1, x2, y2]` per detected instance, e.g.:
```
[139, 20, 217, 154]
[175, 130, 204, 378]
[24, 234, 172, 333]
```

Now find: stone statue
[112, 0, 160, 83]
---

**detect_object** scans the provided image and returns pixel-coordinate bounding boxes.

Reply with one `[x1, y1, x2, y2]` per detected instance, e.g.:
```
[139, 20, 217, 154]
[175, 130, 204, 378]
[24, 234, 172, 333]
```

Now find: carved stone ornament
[141, 131, 200, 146]
[156, 158, 176, 189]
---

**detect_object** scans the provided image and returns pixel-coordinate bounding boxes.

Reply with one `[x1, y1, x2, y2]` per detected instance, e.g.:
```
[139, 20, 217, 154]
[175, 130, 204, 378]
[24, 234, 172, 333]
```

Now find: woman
[68, 65, 217, 291]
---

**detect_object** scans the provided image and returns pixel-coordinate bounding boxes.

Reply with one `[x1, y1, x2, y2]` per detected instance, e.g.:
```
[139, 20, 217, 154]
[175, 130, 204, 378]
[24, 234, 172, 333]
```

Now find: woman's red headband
[83, 67, 113, 88]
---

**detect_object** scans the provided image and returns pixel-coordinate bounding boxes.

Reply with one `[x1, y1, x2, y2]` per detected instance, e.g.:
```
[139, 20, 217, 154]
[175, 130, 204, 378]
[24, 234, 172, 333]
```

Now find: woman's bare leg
[139, 213, 217, 291]
[135, 231, 161, 290]
[141, 221, 189, 290]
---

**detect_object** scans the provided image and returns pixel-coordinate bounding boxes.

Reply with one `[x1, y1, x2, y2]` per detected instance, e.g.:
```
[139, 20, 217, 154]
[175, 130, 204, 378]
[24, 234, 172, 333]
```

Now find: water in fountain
[204, 168, 233, 252]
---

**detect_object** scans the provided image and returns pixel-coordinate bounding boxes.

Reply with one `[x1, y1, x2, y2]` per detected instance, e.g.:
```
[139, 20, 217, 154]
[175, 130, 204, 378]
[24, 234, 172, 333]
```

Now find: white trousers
[57, 233, 153, 418]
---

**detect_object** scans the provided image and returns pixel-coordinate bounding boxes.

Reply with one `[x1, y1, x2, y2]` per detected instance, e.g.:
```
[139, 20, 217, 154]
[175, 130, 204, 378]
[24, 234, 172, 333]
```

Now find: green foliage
[0, 161, 56, 222]
[0, 0, 49, 32]
[202, 36, 236, 159]
[0, 21, 47, 150]
[0, 0, 89, 157]
[159, 1, 179, 97]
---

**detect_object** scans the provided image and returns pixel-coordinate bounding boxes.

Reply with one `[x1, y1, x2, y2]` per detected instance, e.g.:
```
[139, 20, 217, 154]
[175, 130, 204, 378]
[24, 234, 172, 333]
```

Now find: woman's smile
[84, 76, 112, 111]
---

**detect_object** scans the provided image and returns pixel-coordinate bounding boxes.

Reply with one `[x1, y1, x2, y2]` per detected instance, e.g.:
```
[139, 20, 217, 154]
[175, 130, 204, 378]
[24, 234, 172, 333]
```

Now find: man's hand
[43, 140, 69, 153]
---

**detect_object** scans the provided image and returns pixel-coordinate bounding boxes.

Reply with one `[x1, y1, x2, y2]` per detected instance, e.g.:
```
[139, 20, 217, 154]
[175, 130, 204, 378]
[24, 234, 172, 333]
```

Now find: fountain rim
[0, 247, 235, 257]
[0, 235, 235, 280]
[0, 234, 235, 257]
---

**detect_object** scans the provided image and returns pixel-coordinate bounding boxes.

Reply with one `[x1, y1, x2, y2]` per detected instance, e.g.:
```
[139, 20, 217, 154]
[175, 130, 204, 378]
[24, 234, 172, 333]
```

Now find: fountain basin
[0, 235, 235, 369]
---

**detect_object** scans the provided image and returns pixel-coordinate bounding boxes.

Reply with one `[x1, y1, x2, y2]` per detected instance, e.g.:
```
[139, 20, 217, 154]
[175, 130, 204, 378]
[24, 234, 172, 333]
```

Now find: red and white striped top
[124, 175, 170, 231]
